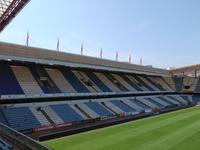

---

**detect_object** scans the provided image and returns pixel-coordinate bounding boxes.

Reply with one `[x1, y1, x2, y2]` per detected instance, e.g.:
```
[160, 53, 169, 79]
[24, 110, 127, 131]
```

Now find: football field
[44, 106, 200, 150]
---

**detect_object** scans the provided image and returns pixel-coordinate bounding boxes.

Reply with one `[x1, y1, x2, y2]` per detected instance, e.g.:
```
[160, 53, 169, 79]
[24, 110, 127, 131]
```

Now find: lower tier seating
[2, 106, 41, 131]
[0, 94, 198, 132]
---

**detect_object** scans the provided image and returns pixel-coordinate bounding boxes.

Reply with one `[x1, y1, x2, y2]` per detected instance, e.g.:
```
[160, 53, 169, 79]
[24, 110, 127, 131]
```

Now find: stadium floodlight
[0, 0, 30, 32]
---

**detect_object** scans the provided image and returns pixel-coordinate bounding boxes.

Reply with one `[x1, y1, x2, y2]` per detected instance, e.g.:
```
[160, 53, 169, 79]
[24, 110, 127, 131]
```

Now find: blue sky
[1, 0, 200, 68]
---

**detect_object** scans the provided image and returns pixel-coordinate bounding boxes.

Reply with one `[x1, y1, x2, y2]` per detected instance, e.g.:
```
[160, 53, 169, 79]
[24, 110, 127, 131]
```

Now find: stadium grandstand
[0, 1, 200, 150]
[0, 41, 199, 149]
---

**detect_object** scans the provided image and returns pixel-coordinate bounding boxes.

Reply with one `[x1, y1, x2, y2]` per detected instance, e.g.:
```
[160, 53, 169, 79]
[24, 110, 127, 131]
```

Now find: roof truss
[0, 0, 30, 32]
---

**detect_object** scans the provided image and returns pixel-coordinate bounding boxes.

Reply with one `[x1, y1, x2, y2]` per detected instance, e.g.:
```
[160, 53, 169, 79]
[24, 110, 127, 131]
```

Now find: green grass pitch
[43, 106, 200, 150]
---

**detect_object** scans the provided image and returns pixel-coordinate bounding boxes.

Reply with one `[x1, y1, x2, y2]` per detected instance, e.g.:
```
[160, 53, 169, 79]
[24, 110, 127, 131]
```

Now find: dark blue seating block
[0, 108, 8, 125]
[167, 96, 184, 105]
[192, 96, 200, 104]
[51, 104, 83, 122]
[120, 75, 143, 91]
[146, 98, 164, 108]
[133, 76, 155, 91]
[111, 100, 135, 112]
[129, 99, 151, 109]
[29, 66, 51, 94]
[0, 64, 23, 95]
[2, 107, 41, 131]
[62, 69, 90, 93]
[180, 96, 192, 104]
[104, 73, 128, 92]
[144, 76, 165, 91]
[86, 72, 112, 92]
[85, 102, 113, 117]
[158, 97, 175, 106]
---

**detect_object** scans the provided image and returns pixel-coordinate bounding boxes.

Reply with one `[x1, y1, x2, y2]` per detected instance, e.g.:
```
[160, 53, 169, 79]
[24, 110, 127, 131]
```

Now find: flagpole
[26, 31, 29, 46]
[81, 43, 83, 55]
[57, 38, 59, 51]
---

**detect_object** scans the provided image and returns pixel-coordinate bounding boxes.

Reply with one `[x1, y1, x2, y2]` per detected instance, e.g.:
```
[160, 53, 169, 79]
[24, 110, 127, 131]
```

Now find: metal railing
[0, 123, 51, 150]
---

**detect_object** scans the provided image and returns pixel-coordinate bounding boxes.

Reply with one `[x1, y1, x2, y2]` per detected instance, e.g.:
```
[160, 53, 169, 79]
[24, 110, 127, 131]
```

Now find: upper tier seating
[111, 73, 136, 91]
[0, 64, 178, 96]
[134, 75, 156, 91]
[11, 65, 43, 95]
[137, 76, 159, 91]
[85, 71, 112, 92]
[0, 64, 23, 95]
[29, 66, 61, 94]
[104, 73, 129, 92]
[61, 69, 90, 93]
[125, 75, 149, 91]
[2, 106, 41, 131]
[72, 70, 102, 92]
[147, 76, 171, 91]
[45, 68, 76, 93]
[94, 72, 121, 92]
[121, 75, 143, 91]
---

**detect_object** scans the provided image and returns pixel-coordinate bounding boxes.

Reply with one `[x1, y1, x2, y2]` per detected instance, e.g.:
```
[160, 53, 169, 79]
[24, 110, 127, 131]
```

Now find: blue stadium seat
[111, 100, 135, 113]
[158, 97, 176, 106]
[51, 104, 83, 123]
[120, 75, 143, 91]
[85, 102, 113, 117]
[0, 64, 24, 95]
[167, 96, 185, 105]
[2, 107, 41, 131]
[192, 96, 200, 104]
[61, 69, 90, 93]
[143, 76, 165, 91]
[145, 98, 165, 108]
[0, 108, 8, 125]
[29, 65, 61, 93]
[29, 66, 51, 93]
[86, 72, 112, 92]
[180, 96, 192, 104]
[129, 99, 151, 110]
[133, 76, 155, 91]
[104, 73, 129, 92]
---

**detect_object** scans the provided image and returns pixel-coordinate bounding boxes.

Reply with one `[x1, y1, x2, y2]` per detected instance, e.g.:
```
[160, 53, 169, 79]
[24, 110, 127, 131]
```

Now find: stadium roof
[0, 0, 30, 32]
[170, 64, 200, 73]
[0, 42, 170, 76]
